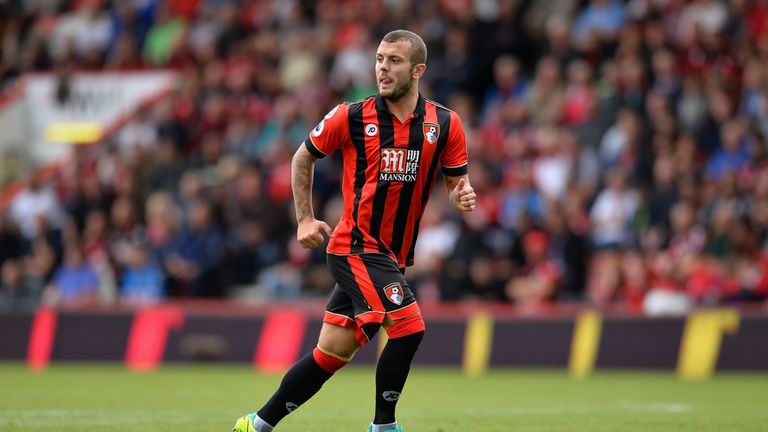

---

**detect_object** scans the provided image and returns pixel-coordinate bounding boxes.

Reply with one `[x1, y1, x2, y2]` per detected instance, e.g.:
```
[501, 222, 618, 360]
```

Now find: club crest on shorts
[423, 122, 440, 144]
[383, 282, 404, 305]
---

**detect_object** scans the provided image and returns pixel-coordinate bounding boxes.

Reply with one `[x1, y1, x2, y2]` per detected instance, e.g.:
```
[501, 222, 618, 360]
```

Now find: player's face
[376, 41, 415, 101]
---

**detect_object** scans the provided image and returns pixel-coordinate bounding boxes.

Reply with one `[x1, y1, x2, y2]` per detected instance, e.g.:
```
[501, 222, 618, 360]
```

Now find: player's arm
[292, 144, 332, 248]
[444, 174, 476, 212]
[441, 110, 472, 213]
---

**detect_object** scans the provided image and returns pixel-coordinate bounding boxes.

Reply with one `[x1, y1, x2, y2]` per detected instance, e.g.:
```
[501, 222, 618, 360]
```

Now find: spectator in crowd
[481, 55, 527, 118]
[723, 216, 768, 301]
[166, 198, 224, 297]
[705, 118, 751, 182]
[109, 195, 144, 274]
[0, 259, 42, 311]
[228, 220, 274, 289]
[542, 203, 590, 301]
[523, 56, 564, 126]
[47, 241, 100, 306]
[8, 173, 64, 242]
[0, 214, 22, 268]
[571, 0, 625, 49]
[590, 167, 640, 249]
[119, 240, 164, 305]
[506, 229, 564, 306]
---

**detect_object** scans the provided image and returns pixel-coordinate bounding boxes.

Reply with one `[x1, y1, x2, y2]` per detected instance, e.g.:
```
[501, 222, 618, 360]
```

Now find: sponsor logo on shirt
[379, 148, 420, 182]
[365, 123, 378, 136]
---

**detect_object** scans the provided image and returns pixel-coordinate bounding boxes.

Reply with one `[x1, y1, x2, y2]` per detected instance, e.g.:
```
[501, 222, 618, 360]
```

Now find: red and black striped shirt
[304, 94, 469, 268]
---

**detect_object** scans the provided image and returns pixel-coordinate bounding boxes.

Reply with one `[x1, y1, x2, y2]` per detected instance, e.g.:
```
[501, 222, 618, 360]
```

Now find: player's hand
[297, 218, 333, 249]
[452, 178, 476, 212]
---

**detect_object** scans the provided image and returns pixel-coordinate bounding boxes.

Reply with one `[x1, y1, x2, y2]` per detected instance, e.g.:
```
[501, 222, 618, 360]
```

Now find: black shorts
[324, 253, 420, 345]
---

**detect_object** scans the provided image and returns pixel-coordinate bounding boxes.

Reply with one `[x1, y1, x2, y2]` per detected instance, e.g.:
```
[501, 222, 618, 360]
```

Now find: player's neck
[384, 87, 419, 123]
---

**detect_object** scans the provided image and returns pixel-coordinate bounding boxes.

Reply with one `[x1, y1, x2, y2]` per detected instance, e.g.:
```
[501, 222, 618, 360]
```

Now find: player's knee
[385, 314, 426, 340]
[318, 322, 360, 357]
[313, 346, 351, 373]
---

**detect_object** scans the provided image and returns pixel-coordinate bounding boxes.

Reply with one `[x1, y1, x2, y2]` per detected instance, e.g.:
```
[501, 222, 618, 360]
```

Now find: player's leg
[232, 286, 360, 432]
[369, 312, 425, 432]
[257, 322, 359, 423]
[346, 253, 423, 432]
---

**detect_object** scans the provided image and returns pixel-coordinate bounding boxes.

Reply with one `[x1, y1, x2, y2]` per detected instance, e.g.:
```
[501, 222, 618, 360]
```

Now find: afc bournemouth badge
[383, 282, 404, 305]
[423, 122, 440, 144]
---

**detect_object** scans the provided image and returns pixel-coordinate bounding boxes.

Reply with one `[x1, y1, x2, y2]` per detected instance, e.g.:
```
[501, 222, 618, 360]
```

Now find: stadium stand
[1, 0, 768, 317]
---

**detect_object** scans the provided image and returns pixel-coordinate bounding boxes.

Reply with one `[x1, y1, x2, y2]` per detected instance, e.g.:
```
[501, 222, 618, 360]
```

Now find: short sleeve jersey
[304, 94, 468, 267]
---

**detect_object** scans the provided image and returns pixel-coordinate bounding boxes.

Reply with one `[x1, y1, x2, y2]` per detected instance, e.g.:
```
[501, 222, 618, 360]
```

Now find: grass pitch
[0, 363, 766, 431]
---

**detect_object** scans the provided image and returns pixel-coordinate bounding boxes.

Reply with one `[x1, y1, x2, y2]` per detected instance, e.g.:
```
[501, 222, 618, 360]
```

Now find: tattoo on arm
[292, 146, 318, 222]
[444, 176, 459, 192]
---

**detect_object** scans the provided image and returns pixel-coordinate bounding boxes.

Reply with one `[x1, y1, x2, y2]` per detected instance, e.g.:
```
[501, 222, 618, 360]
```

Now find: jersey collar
[375, 93, 427, 119]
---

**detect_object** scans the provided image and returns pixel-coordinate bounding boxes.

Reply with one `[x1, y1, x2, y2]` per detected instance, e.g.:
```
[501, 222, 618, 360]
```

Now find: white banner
[3, 70, 176, 165]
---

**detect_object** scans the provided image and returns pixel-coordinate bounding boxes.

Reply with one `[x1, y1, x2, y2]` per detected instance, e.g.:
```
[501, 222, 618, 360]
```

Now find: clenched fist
[297, 218, 333, 249]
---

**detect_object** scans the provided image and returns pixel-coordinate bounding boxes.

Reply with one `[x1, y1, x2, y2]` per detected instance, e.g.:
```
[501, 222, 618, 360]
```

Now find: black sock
[374, 331, 424, 424]
[257, 352, 334, 426]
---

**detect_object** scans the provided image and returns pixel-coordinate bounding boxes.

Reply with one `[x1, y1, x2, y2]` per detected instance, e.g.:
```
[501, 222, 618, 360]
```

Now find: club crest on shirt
[383, 282, 404, 305]
[423, 122, 440, 144]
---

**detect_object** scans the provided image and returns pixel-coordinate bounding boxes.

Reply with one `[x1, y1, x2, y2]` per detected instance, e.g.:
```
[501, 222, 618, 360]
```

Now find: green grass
[0, 364, 766, 431]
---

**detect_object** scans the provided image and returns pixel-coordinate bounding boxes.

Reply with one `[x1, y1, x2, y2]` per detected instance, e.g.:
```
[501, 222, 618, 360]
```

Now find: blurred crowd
[1, 0, 768, 315]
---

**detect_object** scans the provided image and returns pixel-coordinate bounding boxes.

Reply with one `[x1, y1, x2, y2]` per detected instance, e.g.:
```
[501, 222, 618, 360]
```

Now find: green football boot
[232, 413, 260, 432]
[367, 425, 404, 432]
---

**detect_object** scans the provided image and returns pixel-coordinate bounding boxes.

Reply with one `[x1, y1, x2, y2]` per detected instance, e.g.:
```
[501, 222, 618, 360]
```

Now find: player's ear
[412, 63, 426, 79]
